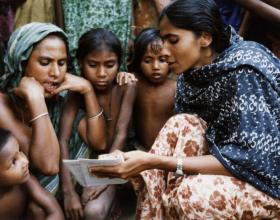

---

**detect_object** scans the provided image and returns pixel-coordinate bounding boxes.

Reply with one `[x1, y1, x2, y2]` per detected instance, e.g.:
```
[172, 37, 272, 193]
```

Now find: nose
[162, 42, 172, 62]
[20, 152, 29, 167]
[97, 66, 106, 78]
[50, 63, 60, 78]
[152, 60, 160, 70]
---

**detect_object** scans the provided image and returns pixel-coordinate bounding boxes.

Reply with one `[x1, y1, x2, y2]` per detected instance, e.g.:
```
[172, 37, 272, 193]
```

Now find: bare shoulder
[117, 81, 137, 94]
[0, 185, 27, 219]
[166, 78, 176, 89]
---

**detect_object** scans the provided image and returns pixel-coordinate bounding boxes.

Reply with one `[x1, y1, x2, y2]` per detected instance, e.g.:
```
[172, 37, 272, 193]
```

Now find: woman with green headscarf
[0, 22, 106, 195]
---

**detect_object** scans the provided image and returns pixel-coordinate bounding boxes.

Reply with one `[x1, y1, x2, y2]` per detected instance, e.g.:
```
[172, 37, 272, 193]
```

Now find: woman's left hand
[116, 72, 138, 86]
[89, 150, 152, 180]
[53, 73, 92, 95]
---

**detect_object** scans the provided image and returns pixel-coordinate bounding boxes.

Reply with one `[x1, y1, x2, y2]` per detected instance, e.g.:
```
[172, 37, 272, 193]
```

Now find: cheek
[160, 63, 169, 73]
[84, 68, 97, 81]
[107, 67, 118, 79]
[140, 63, 151, 74]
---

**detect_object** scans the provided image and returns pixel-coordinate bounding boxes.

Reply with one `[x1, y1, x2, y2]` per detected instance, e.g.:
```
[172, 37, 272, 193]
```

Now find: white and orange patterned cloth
[136, 114, 280, 220]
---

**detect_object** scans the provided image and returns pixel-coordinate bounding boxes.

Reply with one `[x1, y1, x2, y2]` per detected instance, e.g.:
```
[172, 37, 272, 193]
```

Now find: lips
[43, 82, 59, 93]
[23, 167, 30, 177]
[151, 73, 162, 79]
[96, 81, 108, 86]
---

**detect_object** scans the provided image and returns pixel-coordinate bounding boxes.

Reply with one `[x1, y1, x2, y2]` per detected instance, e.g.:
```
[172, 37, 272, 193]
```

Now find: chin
[44, 92, 56, 99]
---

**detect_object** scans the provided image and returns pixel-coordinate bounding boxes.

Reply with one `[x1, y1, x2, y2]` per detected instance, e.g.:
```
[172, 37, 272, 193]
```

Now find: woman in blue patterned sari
[91, 0, 280, 219]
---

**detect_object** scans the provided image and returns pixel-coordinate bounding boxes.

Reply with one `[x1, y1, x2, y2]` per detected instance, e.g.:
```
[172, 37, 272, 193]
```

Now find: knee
[84, 202, 108, 220]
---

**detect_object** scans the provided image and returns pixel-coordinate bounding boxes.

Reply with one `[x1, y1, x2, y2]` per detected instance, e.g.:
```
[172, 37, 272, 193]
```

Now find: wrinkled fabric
[137, 114, 280, 219]
[14, 0, 54, 29]
[175, 26, 280, 199]
[0, 22, 66, 91]
[62, 0, 131, 73]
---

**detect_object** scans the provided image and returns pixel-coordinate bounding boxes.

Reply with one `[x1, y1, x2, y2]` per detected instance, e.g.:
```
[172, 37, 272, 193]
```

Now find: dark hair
[159, 0, 229, 53]
[0, 128, 11, 152]
[76, 28, 122, 69]
[130, 28, 163, 75]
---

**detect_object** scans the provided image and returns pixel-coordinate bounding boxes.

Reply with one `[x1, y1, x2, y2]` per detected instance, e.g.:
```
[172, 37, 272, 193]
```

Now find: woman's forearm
[27, 96, 60, 175]
[233, 0, 280, 23]
[153, 0, 171, 13]
[150, 154, 232, 176]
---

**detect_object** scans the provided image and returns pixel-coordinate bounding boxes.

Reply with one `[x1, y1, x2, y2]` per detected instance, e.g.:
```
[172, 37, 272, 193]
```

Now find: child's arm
[25, 175, 64, 220]
[55, 73, 106, 151]
[58, 92, 84, 220]
[110, 82, 137, 152]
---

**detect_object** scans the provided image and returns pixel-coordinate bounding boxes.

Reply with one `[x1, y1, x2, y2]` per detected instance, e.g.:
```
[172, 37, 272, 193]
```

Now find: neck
[195, 47, 218, 69]
[141, 75, 167, 88]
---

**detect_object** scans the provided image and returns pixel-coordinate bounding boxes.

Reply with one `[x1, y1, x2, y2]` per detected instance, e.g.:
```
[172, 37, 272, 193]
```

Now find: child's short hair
[0, 128, 11, 152]
[76, 28, 122, 69]
[131, 28, 163, 76]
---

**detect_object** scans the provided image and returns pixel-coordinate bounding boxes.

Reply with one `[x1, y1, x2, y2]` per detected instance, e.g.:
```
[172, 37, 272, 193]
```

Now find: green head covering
[0, 22, 67, 90]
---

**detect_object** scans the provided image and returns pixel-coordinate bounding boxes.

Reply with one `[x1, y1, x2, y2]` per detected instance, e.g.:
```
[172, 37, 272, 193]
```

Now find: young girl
[59, 28, 136, 220]
[131, 27, 176, 151]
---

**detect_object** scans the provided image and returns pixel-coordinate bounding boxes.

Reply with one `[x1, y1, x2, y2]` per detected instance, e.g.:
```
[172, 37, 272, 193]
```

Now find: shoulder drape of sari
[175, 27, 280, 199]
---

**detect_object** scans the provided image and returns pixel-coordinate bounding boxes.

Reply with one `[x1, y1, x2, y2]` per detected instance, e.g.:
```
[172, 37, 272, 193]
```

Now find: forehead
[31, 35, 67, 57]
[85, 50, 118, 61]
[0, 136, 19, 162]
[145, 40, 163, 54]
[159, 16, 182, 37]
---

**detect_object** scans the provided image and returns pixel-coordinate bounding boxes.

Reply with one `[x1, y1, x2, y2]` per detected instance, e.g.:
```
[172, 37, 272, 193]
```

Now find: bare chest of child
[134, 79, 176, 148]
[0, 185, 27, 220]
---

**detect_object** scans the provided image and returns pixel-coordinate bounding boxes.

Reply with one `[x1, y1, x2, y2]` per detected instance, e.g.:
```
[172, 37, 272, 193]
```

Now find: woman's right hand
[116, 72, 138, 86]
[13, 76, 44, 100]
[54, 73, 92, 95]
[64, 190, 84, 220]
[90, 150, 153, 180]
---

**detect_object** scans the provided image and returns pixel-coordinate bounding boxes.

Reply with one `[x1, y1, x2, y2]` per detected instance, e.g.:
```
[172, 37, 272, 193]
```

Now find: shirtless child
[0, 128, 64, 220]
[59, 28, 136, 220]
[131, 28, 176, 150]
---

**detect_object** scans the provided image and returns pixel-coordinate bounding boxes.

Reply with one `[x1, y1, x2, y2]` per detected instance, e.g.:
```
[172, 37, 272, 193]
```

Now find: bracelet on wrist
[88, 108, 103, 120]
[29, 112, 48, 124]
[175, 155, 184, 177]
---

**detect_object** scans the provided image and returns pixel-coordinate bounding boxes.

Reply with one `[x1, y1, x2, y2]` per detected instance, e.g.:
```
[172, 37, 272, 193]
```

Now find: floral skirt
[136, 114, 280, 220]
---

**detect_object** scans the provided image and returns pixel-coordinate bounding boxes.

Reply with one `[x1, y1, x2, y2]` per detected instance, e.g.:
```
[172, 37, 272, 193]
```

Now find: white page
[79, 155, 127, 186]
[63, 160, 86, 186]
[63, 154, 127, 187]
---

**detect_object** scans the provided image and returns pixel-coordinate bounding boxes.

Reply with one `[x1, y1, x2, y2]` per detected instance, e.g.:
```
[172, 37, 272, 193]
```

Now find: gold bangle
[29, 112, 48, 123]
[88, 108, 103, 120]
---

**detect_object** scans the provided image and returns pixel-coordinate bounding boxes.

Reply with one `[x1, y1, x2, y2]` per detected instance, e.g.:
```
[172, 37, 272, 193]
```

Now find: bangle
[29, 112, 48, 123]
[88, 108, 103, 120]
[175, 155, 184, 177]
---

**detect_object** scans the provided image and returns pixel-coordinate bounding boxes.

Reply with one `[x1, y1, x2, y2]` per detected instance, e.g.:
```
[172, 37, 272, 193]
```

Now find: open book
[63, 154, 127, 187]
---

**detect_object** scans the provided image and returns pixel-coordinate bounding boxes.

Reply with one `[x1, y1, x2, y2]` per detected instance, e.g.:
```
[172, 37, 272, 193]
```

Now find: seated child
[59, 28, 136, 220]
[0, 128, 64, 220]
[131, 27, 176, 150]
